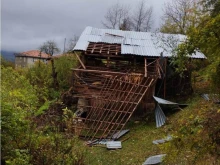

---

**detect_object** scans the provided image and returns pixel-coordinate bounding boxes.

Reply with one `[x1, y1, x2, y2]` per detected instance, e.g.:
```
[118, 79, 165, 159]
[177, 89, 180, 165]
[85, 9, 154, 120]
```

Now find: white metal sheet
[143, 154, 166, 165]
[106, 141, 122, 149]
[73, 26, 206, 59]
[153, 96, 178, 105]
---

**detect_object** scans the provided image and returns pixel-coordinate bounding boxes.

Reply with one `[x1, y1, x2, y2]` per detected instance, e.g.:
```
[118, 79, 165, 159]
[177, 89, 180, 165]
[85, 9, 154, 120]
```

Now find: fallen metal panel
[153, 96, 178, 105]
[153, 135, 172, 145]
[143, 154, 166, 165]
[110, 129, 130, 140]
[106, 141, 122, 149]
[90, 139, 110, 145]
[201, 94, 220, 103]
[152, 139, 166, 145]
[155, 104, 166, 128]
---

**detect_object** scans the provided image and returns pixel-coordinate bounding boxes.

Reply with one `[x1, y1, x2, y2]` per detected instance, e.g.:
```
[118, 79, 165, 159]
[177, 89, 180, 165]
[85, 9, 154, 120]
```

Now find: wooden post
[74, 52, 86, 69]
[164, 58, 167, 98]
[107, 56, 110, 67]
[134, 56, 136, 71]
[144, 57, 147, 77]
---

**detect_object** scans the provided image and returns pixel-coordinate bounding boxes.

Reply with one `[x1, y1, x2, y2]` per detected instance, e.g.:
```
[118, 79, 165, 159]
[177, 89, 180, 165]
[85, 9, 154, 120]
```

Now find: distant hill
[1, 50, 15, 62]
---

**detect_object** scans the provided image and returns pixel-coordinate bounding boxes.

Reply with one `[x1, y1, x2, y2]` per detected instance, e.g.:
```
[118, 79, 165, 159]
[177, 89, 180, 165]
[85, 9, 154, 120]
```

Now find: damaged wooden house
[71, 26, 206, 142]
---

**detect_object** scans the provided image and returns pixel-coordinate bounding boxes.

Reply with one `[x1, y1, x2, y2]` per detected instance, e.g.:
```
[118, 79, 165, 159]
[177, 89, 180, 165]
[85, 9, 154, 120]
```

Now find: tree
[39, 41, 60, 89]
[66, 35, 79, 52]
[203, 0, 220, 16]
[102, 3, 131, 30]
[132, 0, 153, 32]
[119, 17, 132, 31]
[102, 1, 153, 32]
[54, 53, 78, 90]
[160, 0, 201, 34]
[168, 0, 220, 91]
[187, 14, 220, 91]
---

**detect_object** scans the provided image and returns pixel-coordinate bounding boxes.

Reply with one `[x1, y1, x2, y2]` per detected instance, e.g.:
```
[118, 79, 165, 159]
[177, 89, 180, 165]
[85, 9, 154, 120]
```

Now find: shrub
[54, 53, 78, 90]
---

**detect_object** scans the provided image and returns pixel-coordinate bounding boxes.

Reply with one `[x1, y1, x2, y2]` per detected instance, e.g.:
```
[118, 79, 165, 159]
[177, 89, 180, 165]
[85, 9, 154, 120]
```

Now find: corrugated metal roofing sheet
[122, 45, 160, 56]
[101, 35, 124, 44]
[155, 104, 166, 128]
[153, 96, 178, 105]
[74, 40, 89, 51]
[73, 26, 206, 59]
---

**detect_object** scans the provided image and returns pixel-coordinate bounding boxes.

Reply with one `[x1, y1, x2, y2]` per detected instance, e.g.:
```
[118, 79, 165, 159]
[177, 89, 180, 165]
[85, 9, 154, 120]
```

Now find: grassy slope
[81, 95, 219, 165]
[85, 121, 165, 165]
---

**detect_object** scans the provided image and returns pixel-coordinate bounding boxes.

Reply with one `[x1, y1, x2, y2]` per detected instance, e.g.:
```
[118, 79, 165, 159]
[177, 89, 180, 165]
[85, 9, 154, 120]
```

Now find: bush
[23, 61, 53, 103]
[1, 66, 38, 163]
[1, 66, 87, 164]
[161, 98, 220, 164]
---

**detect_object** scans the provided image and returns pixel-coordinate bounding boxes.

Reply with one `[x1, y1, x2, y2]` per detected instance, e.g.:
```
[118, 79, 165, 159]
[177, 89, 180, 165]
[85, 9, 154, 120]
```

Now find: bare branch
[39, 40, 60, 56]
[132, 0, 153, 32]
[161, 0, 202, 34]
[102, 3, 132, 30]
[67, 35, 79, 52]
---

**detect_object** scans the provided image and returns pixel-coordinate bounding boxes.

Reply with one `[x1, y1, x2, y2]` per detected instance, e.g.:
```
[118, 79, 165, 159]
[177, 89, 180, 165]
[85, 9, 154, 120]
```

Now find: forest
[1, 0, 220, 164]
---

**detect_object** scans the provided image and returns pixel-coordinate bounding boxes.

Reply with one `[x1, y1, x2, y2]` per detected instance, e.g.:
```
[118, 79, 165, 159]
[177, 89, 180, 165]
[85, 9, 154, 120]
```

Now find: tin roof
[73, 26, 206, 59]
[15, 50, 49, 59]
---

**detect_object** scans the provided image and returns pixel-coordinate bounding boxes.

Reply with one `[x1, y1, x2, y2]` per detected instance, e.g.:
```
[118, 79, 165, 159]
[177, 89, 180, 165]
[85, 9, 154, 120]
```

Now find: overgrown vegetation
[161, 98, 220, 164]
[1, 1, 220, 163]
[1, 54, 87, 165]
[2, 54, 219, 164]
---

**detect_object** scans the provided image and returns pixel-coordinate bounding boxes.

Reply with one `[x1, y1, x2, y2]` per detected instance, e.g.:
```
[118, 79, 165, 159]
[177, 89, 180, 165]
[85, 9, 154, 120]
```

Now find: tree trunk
[51, 58, 59, 89]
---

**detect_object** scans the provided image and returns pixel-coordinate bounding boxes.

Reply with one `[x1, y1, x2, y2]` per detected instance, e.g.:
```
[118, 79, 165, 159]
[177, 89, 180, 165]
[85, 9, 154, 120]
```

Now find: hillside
[1, 50, 15, 62]
[82, 95, 220, 164]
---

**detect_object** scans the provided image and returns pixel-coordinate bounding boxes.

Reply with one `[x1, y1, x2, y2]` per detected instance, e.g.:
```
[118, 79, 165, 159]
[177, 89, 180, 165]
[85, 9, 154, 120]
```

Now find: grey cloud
[2, 0, 169, 52]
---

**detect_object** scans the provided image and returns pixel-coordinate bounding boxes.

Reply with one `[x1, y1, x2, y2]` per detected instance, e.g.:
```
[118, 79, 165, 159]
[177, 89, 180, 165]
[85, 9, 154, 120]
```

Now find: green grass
[77, 95, 220, 165]
[83, 121, 167, 165]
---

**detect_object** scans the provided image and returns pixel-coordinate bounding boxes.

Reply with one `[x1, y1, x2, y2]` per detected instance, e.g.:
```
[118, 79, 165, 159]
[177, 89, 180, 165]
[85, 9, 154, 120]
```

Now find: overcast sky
[2, 0, 169, 52]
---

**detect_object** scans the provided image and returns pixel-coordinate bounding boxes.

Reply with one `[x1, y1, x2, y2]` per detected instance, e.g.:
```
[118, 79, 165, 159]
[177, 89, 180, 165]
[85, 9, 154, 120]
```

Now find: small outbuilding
[71, 26, 206, 141]
[14, 50, 49, 68]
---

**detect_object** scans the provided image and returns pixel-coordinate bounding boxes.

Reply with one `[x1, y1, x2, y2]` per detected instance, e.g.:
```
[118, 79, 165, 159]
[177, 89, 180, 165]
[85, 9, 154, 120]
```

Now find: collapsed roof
[73, 26, 206, 59]
[71, 27, 206, 142]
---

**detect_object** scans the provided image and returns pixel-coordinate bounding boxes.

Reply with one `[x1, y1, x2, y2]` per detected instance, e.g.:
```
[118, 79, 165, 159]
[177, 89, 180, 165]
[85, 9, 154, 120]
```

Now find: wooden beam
[107, 56, 110, 67]
[99, 43, 103, 54]
[74, 52, 86, 69]
[144, 57, 147, 77]
[84, 53, 124, 58]
[164, 58, 167, 99]
[71, 68, 143, 76]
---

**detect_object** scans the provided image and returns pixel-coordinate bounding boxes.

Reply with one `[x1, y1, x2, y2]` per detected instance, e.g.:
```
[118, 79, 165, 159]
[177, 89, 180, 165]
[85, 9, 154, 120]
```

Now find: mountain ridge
[1, 50, 15, 62]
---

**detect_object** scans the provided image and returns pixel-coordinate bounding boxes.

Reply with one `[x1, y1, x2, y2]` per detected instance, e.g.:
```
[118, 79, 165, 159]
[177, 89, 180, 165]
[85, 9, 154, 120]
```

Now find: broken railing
[71, 68, 157, 142]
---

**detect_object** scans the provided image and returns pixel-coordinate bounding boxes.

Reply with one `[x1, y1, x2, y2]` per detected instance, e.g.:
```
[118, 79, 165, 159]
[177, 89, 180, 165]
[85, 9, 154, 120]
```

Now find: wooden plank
[145, 58, 147, 77]
[72, 68, 143, 76]
[74, 52, 86, 69]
